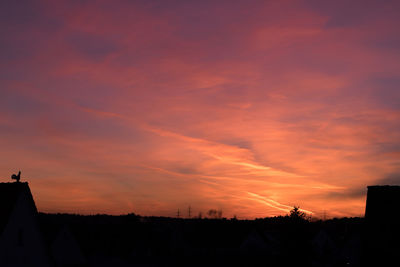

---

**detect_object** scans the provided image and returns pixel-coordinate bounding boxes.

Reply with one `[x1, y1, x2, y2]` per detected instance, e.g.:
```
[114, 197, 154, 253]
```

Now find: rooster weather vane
[11, 171, 21, 183]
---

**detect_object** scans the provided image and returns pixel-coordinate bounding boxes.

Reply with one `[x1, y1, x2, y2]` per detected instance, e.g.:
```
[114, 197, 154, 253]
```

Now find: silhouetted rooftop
[365, 185, 400, 223]
[0, 182, 36, 235]
[367, 185, 400, 189]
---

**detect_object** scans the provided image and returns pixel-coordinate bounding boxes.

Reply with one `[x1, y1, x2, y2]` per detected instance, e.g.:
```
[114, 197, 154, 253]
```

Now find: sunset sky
[1, 0, 400, 218]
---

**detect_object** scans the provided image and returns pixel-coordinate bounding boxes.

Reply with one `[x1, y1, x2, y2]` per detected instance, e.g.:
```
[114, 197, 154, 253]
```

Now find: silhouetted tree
[289, 206, 307, 220]
[206, 209, 223, 219]
[217, 209, 223, 219]
[207, 209, 217, 218]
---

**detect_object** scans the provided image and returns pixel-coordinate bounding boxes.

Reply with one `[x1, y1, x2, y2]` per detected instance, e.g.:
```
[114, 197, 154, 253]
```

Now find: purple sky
[1, 0, 400, 218]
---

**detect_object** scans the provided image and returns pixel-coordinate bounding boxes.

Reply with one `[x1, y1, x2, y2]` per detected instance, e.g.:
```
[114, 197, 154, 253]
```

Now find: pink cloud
[1, 0, 399, 218]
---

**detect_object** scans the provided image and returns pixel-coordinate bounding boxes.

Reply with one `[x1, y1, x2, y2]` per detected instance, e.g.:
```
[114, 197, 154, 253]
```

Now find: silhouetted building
[50, 225, 86, 267]
[0, 182, 52, 266]
[365, 185, 400, 224]
[364, 185, 400, 266]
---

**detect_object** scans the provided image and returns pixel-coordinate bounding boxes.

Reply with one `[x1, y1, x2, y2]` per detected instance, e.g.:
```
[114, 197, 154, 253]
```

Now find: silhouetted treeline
[36, 213, 372, 267]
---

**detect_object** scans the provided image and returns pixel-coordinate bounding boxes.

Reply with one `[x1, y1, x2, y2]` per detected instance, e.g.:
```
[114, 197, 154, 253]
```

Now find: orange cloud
[1, 0, 399, 218]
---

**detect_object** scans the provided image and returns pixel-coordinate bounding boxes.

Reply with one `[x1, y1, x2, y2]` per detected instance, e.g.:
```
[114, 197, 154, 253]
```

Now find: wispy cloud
[1, 0, 399, 218]
[246, 192, 313, 214]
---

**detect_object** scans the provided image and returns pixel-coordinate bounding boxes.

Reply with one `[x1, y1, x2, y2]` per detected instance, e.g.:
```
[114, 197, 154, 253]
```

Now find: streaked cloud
[1, 0, 399, 218]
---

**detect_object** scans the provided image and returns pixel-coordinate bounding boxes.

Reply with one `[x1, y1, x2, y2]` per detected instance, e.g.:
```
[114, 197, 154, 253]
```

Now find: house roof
[365, 185, 400, 221]
[0, 182, 37, 235]
[367, 185, 400, 189]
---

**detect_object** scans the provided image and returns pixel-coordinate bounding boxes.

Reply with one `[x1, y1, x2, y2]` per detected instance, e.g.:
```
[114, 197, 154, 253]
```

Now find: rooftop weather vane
[11, 171, 21, 183]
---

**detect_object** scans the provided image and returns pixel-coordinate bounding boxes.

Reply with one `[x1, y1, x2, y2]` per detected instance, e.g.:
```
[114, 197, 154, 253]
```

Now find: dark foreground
[36, 214, 399, 267]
